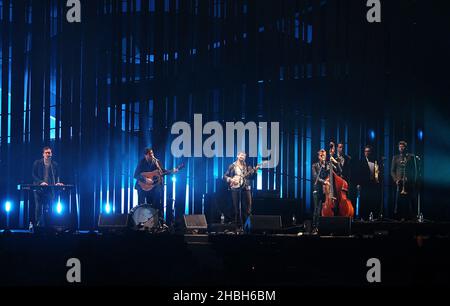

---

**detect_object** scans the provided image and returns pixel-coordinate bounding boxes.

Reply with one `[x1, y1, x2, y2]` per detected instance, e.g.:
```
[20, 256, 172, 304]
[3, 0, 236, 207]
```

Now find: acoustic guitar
[138, 163, 185, 191]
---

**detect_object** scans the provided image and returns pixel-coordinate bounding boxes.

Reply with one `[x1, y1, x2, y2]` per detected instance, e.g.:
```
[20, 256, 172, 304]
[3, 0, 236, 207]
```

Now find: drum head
[129, 204, 158, 229]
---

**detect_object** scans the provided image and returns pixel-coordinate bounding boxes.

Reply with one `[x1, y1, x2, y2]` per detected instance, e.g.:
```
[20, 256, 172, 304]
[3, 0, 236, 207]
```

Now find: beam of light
[185, 161, 190, 215]
[172, 176, 176, 220]
[163, 176, 167, 221]
[105, 202, 112, 214]
[4, 201, 12, 213]
[56, 201, 63, 215]
[418, 129, 423, 141]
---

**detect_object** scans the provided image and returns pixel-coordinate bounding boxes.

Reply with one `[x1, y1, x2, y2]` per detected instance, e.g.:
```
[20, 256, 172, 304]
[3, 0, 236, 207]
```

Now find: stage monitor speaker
[318, 217, 352, 236]
[48, 213, 77, 232]
[244, 215, 282, 234]
[184, 214, 208, 232]
[98, 214, 129, 230]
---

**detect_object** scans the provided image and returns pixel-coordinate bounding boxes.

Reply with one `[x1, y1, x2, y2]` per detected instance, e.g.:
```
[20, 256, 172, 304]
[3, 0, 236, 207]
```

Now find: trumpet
[399, 156, 407, 195]
[374, 160, 379, 183]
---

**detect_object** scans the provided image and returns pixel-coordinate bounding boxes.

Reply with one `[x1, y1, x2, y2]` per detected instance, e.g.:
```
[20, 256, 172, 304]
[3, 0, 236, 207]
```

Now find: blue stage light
[369, 130, 376, 140]
[4, 201, 12, 213]
[418, 129, 423, 141]
[56, 202, 63, 214]
[105, 203, 112, 214]
[171, 176, 176, 183]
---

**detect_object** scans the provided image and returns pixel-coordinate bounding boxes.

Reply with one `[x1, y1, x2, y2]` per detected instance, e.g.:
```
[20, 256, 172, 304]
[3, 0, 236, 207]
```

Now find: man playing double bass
[320, 142, 353, 218]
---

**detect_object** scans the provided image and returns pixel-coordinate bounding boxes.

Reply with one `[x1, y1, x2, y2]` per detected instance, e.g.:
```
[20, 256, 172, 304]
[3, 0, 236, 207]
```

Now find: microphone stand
[414, 155, 425, 222]
[375, 157, 394, 222]
[238, 187, 244, 233]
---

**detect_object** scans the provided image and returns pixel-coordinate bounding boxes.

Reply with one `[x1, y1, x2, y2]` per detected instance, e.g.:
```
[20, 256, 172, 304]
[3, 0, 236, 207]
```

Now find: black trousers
[33, 190, 54, 227]
[394, 184, 416, 220]
[312, 185, 324, 229]
[359, 183, 381, 220]
[230, 189, 252, 225]
[137, 185, 163, 212]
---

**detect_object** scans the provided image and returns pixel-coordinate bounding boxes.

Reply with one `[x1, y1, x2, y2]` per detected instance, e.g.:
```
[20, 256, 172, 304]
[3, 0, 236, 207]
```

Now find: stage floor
[1, 221, 450, 287]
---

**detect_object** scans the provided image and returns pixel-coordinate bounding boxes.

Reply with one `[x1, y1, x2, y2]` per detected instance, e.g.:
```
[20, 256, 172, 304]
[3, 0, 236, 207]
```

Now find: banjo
[229, 161, 268, 189]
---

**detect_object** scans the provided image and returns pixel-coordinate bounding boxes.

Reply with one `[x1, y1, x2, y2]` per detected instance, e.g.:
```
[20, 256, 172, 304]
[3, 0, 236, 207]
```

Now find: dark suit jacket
[223, 162, 257, 190]
[337, 154, 352, 181]
[312, 162, 329, 187]
[355, 158, 378, 186]
[32, 158, 60, 185]
[391, 154, 416, 183]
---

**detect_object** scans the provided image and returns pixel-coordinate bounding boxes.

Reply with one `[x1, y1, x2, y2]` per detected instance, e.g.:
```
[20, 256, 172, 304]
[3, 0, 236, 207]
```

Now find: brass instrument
[399, 156, 407, 195]
[374, 160, 379, 183]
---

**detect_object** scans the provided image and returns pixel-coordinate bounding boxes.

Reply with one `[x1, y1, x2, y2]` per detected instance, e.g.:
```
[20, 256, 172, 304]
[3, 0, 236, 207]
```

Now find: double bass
[321, 142, 354, 217]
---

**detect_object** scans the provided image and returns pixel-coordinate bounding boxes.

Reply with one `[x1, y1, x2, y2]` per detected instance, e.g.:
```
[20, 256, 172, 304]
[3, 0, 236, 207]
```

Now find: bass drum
[129, 204, 159, 230]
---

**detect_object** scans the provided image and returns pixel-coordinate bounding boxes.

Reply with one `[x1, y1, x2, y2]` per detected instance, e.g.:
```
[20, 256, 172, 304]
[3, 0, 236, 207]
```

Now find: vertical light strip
[107, 189, 111, 213]
[279, 132, 283, 197]
[320, 118, 325, 149]
[294, 129, 298, 198]
[273, 135, 277, 191]
[185, 161, 190, 215]
[306, 117, 312, 211]
[191, 161, 195, 214]
[300, 123, 304, 200]
[99, 177, 103, 213]
[172, 176, 176, 220]
[257, 129, 262, 190]
[163, 176, 167, 221]
[19, 200, 24, 228]
[121, 177, 125, 213]
[0, 39, 2, 139]
[8, 45, 12, 143]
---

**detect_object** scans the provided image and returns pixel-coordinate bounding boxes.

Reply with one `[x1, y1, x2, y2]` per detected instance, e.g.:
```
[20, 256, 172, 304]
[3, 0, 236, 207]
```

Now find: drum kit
[128, 204, 169, 232]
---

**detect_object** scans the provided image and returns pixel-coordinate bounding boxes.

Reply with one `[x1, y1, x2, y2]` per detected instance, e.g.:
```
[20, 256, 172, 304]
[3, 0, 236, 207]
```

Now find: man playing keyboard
[32, 146, 64, 227]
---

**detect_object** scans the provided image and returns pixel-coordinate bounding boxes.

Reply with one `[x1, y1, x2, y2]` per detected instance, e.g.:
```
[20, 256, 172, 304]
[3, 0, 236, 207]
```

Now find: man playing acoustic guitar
[133, 148, 179, 211]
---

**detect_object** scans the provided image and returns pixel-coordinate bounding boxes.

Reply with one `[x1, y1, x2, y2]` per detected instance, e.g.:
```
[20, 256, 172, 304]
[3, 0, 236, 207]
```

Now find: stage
[1, 221, 450, 287]
[1, 0, 450, 293]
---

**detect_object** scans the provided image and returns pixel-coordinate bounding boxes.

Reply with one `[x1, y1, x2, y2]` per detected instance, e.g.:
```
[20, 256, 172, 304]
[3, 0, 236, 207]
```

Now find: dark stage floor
[1, 221, 450, 287]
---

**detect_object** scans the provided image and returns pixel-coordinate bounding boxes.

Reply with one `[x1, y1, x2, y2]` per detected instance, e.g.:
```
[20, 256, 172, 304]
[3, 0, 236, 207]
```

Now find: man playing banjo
[223, 152, 262, 227]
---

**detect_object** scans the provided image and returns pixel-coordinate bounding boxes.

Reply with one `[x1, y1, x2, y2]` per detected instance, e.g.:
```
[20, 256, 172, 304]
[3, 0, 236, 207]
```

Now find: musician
[337, 142, 352, 182]
[391, 141, 417, 220]
[355, 145, 381, 220]
[32, 146, 63, 227]
[311, 149, 329, 233]
[311, 147, 342, 231]
[133, 148, 178, 212]
[223, 152, 260, 226]
[328, 143, 343, 177]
